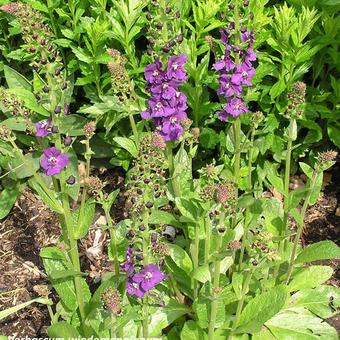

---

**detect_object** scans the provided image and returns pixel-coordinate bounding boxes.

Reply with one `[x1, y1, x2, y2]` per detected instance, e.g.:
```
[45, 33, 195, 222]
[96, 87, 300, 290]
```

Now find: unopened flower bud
[318, 150, 338, 163]
[66, 175, 76, 185]
[54, 106, 61, 114]
[83, 121, 96, 139]
[102, 287, 121, 315]
[63, 136, 72, 146]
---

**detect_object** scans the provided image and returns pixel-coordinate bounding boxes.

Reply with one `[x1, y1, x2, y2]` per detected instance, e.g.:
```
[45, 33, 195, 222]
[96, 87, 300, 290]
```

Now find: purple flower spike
[133, 264, 168, 292]
[40, 147, 69, 176]
[167, 54, 187, 81]
[35, 120, 51, 138]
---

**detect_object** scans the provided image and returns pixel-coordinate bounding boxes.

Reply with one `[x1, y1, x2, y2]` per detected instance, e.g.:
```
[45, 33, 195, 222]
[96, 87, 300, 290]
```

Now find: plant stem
[79, 138, 91, 228]
[208, 211, 225, 339]
[231, 270, 253, 335]
[142, 209, 150, 338]
[285, 169, 318, 284]
[128, 111, 139, 147]
[59, 171, 87, 333]
[104, 208, 120, 277]
[274, 120, 294, 280]
[204, 216, 211, 265]
[208, 232, 223, 340]
[193, 224, 200, 299]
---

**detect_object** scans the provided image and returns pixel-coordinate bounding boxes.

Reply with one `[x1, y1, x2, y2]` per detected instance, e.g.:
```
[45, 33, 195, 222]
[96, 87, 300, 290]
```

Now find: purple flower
[218, 74, 243, 97]
[40, 147, 69, 176]
[127, 276, 145, 298]
[121, 246, 134, 273]
[167, 54, 187, 81]
[157, 117, 185, 141]
[149, 98, 176, 118]
[225, 98, 248, 117]
[168, 91, 188, 110]
[231, 64, 255, 87]
[133, 264, 168, 292]
[144, 58, 164, 84]
[35, 120, 51, 138]
[150, 81, 178, 100]
[213, 54, 235, 72]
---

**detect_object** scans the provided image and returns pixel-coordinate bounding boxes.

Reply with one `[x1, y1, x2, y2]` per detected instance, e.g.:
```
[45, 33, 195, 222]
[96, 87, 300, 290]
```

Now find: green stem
[285, 169, 318, 284]
[128, 111, 139, 147]
[274, 121, 294, 280]
[231, 270, 253, 335]
[142, 209, 150, 338]
[208, 232, 223, 340]
[59, 171, 87, 333]
[105, 208, 120, 277]
[247, 128, 255, 191]
[193, 225, 200, 299]
[208, 211, 225, 339]
[204, 216, 211, 265]
[79, 138, 91, 227]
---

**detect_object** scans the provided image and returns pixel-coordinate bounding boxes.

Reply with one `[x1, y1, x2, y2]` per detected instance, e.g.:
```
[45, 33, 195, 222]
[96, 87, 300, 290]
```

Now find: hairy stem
[105, 208, 120, 277]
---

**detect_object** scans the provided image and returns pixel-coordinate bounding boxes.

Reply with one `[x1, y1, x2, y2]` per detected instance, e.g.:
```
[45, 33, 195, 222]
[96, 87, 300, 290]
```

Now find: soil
[0, 165, 339, 337]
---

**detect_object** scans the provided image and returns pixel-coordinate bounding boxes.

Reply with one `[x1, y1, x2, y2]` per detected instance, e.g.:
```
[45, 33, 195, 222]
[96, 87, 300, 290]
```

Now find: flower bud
[83, 121, 96, 139]
[102, 287, 122, 315]
[66, 175, 76, 185]
[63, 136, 72, 146]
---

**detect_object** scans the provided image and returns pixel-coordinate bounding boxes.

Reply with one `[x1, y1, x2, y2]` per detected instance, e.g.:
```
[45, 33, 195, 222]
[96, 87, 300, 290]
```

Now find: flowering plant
[0, 0, 339, 339]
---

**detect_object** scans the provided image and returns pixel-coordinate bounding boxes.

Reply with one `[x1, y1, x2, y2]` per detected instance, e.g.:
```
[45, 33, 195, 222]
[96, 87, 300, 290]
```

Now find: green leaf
[0, 297, 51, 321]
[73, 199, 96, 239]
[47, 322, 80, 338]
[0, 183, 21, 219]
[265, 310, 338, 339]
[295, 241, 340, 264]
[28, 179, 64, 214]
[4, 65, 31, 90]
[181, 320, 206, 340]
[291, 286, 340, 319]
[173, 146, 192, 196]
[112, 137, 137, 157]
[288, 266, 333, 292]
[193, 265, 211, 283]
[9, 152, 40, 179]
[270, 79, 286, 100]
[59, 115, 88, 136]
[149, 300, 190, 337]
[40, 247, 91, 312]
[236, 286, 288, 334]
[168, 243, 193, 273]
[299, 162, 314, 179]
[149, 210, 182, 228]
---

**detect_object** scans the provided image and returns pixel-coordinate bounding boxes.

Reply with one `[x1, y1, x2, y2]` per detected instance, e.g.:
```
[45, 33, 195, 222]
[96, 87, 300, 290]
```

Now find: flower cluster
[0, 88, 31, 118]
[141, 55, 188, 141]
[214, 26, 256, 120]
[127, 263, 168, 298]
[287, 81, 306, 118]
[107, 49, 131, 101]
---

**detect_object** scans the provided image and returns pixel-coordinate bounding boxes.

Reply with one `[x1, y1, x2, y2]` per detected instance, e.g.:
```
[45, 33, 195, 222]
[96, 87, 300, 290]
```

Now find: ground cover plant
[0, 0, 339, 339]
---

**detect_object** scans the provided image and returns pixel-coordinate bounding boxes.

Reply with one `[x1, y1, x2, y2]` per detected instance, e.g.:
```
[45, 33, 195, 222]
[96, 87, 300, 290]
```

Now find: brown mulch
[0, 164, 339, 336]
